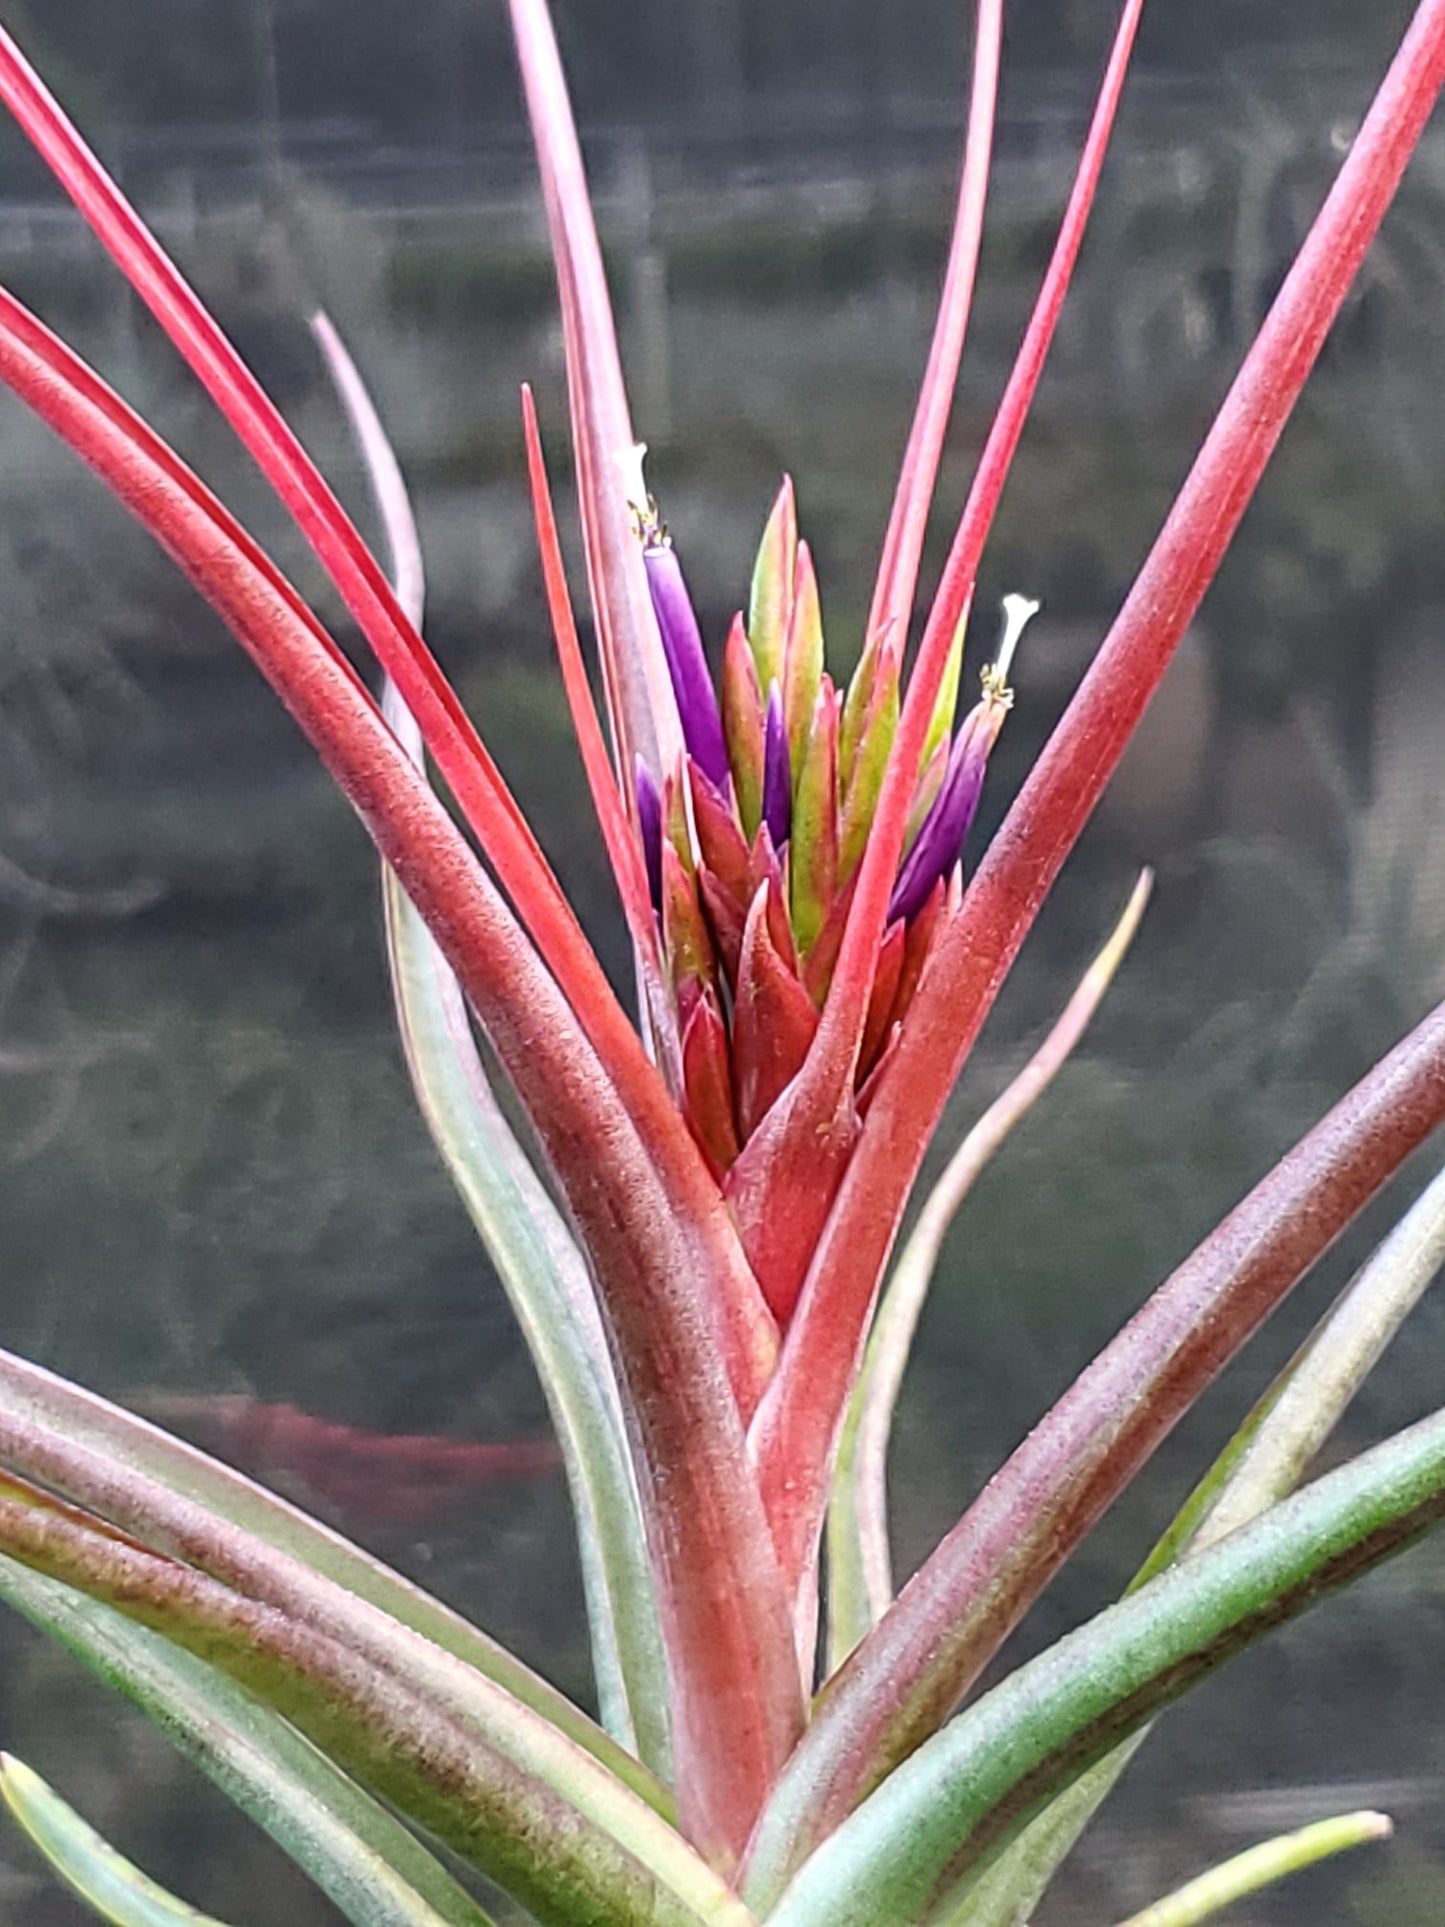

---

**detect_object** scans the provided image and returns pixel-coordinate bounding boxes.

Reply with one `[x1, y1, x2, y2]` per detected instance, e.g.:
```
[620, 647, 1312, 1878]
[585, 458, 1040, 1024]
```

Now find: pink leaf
[507, 0, 684, 789]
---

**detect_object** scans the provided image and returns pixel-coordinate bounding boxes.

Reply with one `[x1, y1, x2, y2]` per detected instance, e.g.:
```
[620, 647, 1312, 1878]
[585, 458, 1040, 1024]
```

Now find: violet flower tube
[635, 755, 664, 909]
[640, 526, 731, 791]
[762, 681, 792, 849]
[888, 595, 1036, 924]
[888, 694, 1006, 924]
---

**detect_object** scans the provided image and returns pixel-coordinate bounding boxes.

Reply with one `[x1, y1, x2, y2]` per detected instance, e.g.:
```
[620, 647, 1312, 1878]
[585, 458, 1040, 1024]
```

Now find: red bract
[1, 0, 1445, 1909]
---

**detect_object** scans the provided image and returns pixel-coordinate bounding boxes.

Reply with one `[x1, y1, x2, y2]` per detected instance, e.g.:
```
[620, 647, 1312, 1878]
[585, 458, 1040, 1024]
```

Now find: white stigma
[618, 441, 651, 518]
[993, 592, 1041, 686]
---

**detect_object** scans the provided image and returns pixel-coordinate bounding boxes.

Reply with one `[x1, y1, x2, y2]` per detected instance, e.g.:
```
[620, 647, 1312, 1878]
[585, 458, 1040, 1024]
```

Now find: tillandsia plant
[2, 2, 1445, 1924]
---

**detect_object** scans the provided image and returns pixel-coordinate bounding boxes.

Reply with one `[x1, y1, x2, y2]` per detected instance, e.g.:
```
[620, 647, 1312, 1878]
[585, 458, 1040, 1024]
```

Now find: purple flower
[642, 532, 731, 792]
[635, 755, 663, 910]
[762, 680, 792, 849]
[888, 697, 1005, 925]
[888, 599, 1034, 925]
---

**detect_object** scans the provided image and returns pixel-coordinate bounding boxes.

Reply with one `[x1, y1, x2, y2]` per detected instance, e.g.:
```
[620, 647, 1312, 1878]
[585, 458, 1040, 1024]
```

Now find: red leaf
[722, 612, 767, 839]
[698, 868, 747, 989]
[807, 0, 1145, 1131]
[0, 286, 794, 1870]
[662, 843, 717, 996]
[682, 990, 742, 1180]
[690, 760, 753, 904]
[801, 872, 858, 1011]
[866, 0, 1004, 667]
[521, 389, 681, 1080]
[858, 919, 907, 1079]
[750, 0, 1445, 1631]
[892, 877, 948, 1031]
[730, 886, 820, 1146]
[506, 0, 684, 788]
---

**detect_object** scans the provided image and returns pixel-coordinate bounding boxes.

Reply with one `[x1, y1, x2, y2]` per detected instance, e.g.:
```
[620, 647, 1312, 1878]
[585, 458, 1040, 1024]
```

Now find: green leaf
[1111, 1810, 1392, 1927]
[754, 993, 1445, 1904]
[764, 1401, 1445, 1925]
[951, 1154, 1445, 1927]
[0, 1347, 665, 1815]
[0, 1557, 495, 1927]
[0, 1506, 754, 1927]
[1154, 1154, 1445, 1572]
[747, 478, 797, 697]
[2, 1752, 232, 1927]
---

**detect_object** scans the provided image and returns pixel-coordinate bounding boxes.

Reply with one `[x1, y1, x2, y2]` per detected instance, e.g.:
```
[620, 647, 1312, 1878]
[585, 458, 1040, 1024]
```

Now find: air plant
[0, 0, 1444, 1923]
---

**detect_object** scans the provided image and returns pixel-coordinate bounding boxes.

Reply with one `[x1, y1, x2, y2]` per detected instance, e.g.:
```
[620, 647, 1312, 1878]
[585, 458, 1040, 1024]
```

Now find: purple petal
[762, 680, 792, 849]
[888, 701, 1000, 924]
[635, 755, 663, 911]
[642, 536, 731, 791]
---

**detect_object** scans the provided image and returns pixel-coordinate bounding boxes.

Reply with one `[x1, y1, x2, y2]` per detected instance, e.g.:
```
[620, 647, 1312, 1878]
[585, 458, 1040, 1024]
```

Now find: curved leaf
[0, 1352, 658, 1805]
[520, 387, 689, 1103]
[763, 1403, 1445, 1924]
[506, 0, 683, 787]
[766, 0, 1445, 1616]
[383, 864, 671, 1775]
[0, 1506, 754, 1927]
[0, 24, 658, 1105]
[0, 1344, 672, 1823]
[748, 990, 1445, 1898]
[0, 1563, 493, 1927]
[866, 0, 1002, 660]
[954, 1152, 1445, 1926]
[1, 1754, 234, 1927]
[1111, 1812, 1391, 1927]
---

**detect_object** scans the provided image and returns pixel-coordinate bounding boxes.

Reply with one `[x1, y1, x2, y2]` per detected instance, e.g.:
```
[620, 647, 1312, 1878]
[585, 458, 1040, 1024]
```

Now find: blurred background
[2, 0, 1445, 1920]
